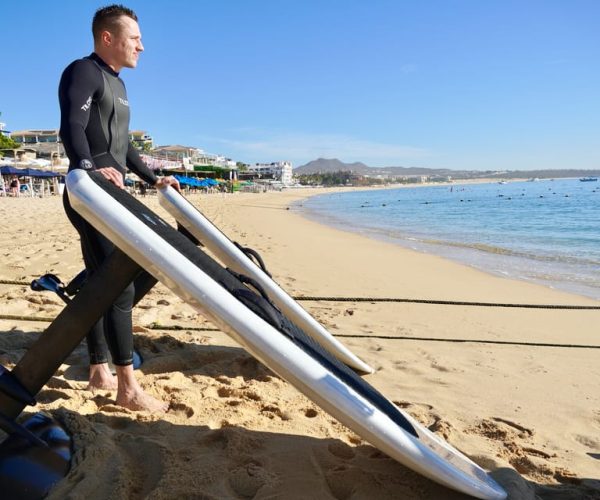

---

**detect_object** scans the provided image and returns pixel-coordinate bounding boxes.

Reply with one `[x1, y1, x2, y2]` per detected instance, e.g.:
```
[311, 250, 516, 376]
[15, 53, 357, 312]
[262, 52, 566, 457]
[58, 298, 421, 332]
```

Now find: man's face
[110, 16, 144, 69]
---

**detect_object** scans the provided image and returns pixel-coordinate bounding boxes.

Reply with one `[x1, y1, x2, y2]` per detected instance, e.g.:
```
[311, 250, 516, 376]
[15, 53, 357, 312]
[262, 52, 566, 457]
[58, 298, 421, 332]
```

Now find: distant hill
[294, 158, 600, 180]
[294, 158, 457, 177]
[294, 158, 371, 174]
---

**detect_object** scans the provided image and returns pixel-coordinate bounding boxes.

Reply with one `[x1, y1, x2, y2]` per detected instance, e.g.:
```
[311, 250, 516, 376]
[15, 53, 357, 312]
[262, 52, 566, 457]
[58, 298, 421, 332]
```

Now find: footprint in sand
[260, 404, 291, 421]
[427, 416, 454, 440]
[202, 427, 264, 458]
[392, 401, 453, 439]
[214, 375, 232, 385]
[327, 441, 356, 460]
[323, 461, 425, 500]
[217, 386, 237, 398]
[242, 389, 262, 402]
[574, 434, 600, 449]
[36, 388, 71, 404]
[162, 385, 182, 395]
[228, 460, 276, 498]
[470, 417, 580, 485]
[304, 408, 319, 418]
[46, 376, 74, 390]
[169, 402, 194, 418]
[90, 394, 116, 409]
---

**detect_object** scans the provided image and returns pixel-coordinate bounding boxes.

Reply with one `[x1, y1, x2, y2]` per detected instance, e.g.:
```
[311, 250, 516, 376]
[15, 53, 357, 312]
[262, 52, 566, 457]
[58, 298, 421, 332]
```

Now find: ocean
[295, 178, 600, 300]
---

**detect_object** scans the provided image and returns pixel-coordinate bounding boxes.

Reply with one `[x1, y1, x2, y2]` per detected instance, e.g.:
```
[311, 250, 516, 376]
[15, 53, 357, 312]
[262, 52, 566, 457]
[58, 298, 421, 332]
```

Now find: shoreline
[0, 191, 598, 498]
[288, 182, 600, 302]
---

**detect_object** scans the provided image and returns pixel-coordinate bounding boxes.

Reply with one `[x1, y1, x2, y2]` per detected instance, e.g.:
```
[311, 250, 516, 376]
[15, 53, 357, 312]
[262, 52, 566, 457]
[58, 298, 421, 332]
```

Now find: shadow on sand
[1, 327, 598, 499]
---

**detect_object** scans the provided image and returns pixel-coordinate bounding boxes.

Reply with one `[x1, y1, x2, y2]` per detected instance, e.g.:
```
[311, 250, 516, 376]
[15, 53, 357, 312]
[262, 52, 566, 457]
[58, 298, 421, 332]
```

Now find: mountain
[294, 158, 371, 174]
[293, 158, 454, 176]
[293, 158, 600, 180]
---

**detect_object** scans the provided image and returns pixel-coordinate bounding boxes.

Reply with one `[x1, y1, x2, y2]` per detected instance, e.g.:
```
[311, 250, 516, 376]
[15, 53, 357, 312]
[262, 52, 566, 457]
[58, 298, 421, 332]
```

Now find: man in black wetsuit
[59, 5, 178, 412]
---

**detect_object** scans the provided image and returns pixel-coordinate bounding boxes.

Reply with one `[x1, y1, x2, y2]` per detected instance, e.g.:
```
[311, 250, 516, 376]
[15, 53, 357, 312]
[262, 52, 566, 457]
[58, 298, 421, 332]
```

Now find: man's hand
[156, 176, 181, 192]
[97, 167, 125, 188]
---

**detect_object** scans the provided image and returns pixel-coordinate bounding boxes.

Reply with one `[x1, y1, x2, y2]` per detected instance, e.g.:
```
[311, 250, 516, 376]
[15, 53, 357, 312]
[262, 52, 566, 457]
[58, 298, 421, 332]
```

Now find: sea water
[296, 178, 600, 300]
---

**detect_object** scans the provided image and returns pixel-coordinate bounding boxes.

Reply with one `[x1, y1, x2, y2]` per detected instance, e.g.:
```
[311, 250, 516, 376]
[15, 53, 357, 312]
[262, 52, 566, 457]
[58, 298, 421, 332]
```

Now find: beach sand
[0, 188, 598, 499]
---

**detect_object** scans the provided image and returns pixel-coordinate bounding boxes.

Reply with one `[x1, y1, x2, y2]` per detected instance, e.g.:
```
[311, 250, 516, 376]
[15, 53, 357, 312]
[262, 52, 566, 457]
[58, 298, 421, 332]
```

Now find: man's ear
[101, 30, 112, 47]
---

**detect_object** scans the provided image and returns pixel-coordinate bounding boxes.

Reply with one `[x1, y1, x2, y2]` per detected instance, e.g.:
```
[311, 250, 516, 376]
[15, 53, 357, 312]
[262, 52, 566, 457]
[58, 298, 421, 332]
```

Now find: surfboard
[157, 186, 373, 374]
[66, 170, 506, 500]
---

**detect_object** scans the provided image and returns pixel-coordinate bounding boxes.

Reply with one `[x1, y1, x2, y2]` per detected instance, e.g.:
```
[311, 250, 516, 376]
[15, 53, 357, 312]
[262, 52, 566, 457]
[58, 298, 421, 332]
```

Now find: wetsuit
[59, 52, 157, 366]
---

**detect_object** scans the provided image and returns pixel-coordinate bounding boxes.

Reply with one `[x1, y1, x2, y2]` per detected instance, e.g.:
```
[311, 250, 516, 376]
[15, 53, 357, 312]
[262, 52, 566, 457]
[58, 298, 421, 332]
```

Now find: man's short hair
[92, 4, 138, 42]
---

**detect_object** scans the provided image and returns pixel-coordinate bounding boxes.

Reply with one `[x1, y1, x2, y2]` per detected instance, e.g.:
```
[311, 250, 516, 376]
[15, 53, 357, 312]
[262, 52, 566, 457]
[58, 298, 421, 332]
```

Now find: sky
[1, 1, 599, 170]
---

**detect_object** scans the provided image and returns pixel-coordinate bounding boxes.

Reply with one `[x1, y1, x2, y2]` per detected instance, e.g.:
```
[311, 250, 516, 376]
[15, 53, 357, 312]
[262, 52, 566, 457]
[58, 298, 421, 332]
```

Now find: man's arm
[126, 142, 158, 185]
[126, 143, 180, 191]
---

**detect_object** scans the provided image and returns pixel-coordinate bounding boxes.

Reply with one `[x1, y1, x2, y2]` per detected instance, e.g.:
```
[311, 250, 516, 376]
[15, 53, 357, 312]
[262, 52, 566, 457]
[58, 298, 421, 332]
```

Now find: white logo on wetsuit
[118, 97, 129, 106]
[79, 159, 93, 170]
[81, 96, 92, 111]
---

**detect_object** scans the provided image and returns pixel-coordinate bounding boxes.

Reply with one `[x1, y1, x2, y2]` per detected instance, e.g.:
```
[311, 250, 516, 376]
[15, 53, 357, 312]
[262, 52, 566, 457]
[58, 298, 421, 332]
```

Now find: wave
[415, 237, 600, 267]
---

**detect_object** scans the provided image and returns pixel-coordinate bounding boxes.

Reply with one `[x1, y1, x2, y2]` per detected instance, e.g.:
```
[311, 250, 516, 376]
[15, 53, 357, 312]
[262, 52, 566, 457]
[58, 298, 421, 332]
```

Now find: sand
[0, 187, 598, 499]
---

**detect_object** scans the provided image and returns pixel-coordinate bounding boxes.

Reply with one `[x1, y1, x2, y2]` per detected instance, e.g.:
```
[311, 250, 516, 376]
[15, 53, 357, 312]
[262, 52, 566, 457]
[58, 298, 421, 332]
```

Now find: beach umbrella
[174, 175, 193, 186]
[0, 166, 25, 175]
[21, 168, 60, 178]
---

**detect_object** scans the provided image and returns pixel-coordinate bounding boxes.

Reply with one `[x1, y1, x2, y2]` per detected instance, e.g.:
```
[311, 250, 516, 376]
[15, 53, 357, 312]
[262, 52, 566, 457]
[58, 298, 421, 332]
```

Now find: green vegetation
[0, 135, 20, 156]
[0, 111, 20, 155]
[132, 141, 153, 153]
[296, 171, 387, 187]
[193, 165, 231, 175]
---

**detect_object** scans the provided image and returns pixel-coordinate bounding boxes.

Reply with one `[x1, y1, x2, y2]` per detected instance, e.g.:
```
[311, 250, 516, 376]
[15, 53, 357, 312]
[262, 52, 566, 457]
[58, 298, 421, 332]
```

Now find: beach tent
[0, 166, 61, 178]
[1, 166, 63, 197]
[0, 165, 24, 176]
[174, 175, 220, 189]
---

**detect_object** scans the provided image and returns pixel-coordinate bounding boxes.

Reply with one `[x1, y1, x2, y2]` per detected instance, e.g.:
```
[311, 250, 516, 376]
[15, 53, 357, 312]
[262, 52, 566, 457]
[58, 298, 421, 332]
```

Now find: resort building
[129, 130, 153, 150]
[152, 145, 237, 171]
[245, 161, 293, 185]
[190, 150, 236, 170]
[11, 129, 60, 144]
[8, 129, 65, 165]
[152, 145, 202, 168]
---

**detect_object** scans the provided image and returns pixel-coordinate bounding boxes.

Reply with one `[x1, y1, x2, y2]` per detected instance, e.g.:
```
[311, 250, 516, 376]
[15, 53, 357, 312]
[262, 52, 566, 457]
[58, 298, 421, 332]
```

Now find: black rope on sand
[333, 334, 600, 350]
[146, 324, 220, 332]
[292, 296, 600, 310]
[1, 315, 598, 349]
[1, 278, 598, 309]
[0, 314, 56, 322]
[0, 279, 30, 286]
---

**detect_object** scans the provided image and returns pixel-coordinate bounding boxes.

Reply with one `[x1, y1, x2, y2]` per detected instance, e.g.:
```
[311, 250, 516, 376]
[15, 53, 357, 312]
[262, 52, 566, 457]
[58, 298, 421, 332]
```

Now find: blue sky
[2, 1, 598, 170]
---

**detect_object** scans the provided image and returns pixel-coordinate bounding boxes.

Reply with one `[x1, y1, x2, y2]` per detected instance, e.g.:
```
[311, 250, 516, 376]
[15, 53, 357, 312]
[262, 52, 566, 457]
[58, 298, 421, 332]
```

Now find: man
[59, 5, 177, 412]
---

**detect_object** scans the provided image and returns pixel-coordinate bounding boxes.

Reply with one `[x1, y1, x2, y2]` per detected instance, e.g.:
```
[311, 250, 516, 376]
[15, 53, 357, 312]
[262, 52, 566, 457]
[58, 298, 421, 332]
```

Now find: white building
[247, 161, 293, 185]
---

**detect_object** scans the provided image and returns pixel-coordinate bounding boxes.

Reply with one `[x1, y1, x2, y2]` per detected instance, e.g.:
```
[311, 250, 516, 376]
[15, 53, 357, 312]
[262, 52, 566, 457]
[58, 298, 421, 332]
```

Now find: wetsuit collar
[88, 52, 119, 77]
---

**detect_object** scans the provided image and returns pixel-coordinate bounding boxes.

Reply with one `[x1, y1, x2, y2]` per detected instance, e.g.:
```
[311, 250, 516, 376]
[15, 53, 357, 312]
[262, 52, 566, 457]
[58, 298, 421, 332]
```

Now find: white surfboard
[66, 170, 506, 500]
[158, 186, 374, 374]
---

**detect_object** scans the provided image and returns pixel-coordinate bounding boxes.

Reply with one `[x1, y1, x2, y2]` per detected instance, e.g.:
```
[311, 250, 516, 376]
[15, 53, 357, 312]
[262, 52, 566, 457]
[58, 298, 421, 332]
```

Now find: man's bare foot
[115, 388, 168, 413]
[87, 363, 117, 391]
[114, 364, 168, 413]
